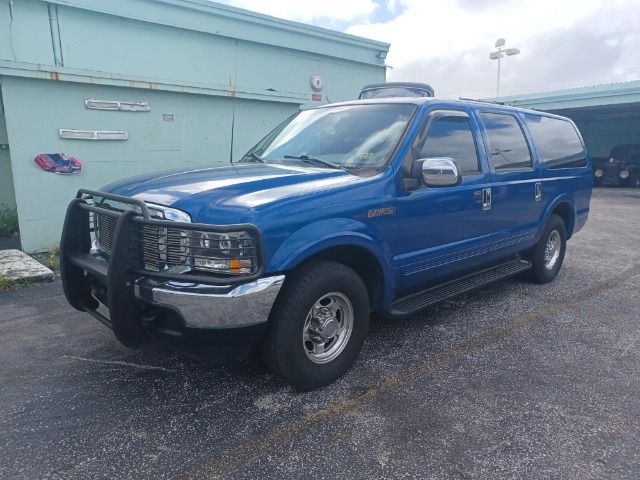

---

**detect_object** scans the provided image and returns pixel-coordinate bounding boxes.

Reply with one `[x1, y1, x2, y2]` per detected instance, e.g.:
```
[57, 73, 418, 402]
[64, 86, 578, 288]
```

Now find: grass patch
[0, 274, 13, 292]
[47, 245, 60, 271]
[16, 279, 37, 288]
[34, 244, 61, 273]
[0, 275, 49, 292]
[0, 205, 19, 235]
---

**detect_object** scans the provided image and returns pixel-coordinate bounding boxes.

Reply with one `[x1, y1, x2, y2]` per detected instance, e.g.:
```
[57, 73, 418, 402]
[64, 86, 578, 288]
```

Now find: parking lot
[1, 187, 639, 479]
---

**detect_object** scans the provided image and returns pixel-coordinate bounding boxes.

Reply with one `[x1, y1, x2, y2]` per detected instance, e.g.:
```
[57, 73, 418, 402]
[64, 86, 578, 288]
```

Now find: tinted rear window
[479, 112, 533, 171]
[524, 114, 587, 169]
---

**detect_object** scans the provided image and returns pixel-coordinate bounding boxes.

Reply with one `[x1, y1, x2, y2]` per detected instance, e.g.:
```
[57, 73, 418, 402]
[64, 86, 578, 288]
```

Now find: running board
[389, 260, 532, 316]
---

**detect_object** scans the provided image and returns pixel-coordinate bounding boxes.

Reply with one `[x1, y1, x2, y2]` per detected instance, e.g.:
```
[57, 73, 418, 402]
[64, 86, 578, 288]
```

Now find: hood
[102, 163, 361, 222]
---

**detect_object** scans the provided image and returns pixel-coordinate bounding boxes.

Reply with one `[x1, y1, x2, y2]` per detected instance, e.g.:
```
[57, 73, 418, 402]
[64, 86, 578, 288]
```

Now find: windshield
[239, 104, 416, 173]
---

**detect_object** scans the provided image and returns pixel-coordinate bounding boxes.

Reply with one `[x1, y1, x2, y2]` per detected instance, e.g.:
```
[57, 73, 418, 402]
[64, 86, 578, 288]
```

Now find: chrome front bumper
[134, 275, 285, 329]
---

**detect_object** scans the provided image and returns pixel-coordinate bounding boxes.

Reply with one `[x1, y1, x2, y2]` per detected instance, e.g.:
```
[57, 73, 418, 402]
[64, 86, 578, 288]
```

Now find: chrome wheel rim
[544, 230, 561, 270]
[303, 292, 354, 364]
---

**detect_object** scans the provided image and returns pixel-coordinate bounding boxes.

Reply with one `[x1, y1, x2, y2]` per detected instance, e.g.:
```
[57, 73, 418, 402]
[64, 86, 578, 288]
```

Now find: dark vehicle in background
[593, 144, 640, 187]
[591, 157, 607, 185]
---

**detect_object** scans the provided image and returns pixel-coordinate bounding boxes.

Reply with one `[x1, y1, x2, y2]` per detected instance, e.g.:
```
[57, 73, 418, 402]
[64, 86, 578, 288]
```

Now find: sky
[214, 0, 640, 99]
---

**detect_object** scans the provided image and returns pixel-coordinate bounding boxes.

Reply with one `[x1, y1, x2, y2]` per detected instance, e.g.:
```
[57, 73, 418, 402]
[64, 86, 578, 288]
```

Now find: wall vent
[59, 129, 129, 140]
[85, 98, 150, 112]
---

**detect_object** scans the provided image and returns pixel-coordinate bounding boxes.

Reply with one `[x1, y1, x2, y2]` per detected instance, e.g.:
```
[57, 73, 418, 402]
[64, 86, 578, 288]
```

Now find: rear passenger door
[475, 110, 542, 263]
[523, 113, 591, 231]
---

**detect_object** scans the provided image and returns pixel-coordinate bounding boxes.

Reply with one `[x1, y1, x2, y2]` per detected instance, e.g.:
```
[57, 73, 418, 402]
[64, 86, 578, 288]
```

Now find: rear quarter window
[524, 114, 587, 169]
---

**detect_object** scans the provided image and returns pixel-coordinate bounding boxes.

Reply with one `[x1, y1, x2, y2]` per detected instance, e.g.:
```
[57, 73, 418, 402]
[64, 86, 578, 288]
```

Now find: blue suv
[61, 97, 592, 390]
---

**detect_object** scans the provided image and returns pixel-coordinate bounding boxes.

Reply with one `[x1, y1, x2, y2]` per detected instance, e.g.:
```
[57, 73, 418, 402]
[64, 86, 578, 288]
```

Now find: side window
[524, 114, 587, 169]
[419, 115, 480, 174]
[480, 112, 533, 172]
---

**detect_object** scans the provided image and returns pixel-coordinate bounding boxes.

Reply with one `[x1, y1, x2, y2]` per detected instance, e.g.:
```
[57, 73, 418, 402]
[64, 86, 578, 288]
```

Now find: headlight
[620, 170, 629, 179]
[134, 203, 259, 275]
[191, 231, 257, 274]
[594, 170, 603, 177]
[147, 203, 192, 223]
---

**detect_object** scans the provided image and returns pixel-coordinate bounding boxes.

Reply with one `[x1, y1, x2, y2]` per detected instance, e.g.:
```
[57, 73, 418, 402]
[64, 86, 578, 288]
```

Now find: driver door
[395, 109, 493, 293]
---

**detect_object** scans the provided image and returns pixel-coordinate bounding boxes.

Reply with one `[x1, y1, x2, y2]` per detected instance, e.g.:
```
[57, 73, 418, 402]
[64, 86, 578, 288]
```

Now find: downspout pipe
[47, 3, 64, 67]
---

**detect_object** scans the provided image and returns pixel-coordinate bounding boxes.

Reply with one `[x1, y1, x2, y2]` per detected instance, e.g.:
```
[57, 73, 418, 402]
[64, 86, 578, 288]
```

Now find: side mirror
[411, 157, 461, 187]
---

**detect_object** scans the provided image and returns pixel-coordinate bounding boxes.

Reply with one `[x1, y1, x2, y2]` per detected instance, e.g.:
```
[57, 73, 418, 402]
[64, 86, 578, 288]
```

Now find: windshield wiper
[284, 154, 356, 170]
[240, 152, 267, 164]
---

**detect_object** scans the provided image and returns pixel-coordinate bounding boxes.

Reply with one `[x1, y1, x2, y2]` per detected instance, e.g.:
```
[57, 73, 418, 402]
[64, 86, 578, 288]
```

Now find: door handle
[482, 188, 492, 211]
[535, 182, 542, 202]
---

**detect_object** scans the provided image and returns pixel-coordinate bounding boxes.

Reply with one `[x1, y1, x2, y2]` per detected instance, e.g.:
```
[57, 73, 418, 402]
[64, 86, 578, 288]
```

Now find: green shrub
[0, 205, 19, 234]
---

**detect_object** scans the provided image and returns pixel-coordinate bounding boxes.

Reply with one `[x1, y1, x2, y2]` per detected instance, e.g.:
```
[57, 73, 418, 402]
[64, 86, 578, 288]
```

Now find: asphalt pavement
[1, 187, 639, 479]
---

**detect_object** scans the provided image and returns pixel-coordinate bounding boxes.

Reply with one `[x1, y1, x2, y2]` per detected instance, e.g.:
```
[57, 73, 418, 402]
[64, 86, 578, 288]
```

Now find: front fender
[269, 219, 396, 309]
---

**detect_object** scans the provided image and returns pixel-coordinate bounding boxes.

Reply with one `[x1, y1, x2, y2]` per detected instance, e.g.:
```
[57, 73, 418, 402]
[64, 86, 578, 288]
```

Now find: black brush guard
[60, 189, 266, 347]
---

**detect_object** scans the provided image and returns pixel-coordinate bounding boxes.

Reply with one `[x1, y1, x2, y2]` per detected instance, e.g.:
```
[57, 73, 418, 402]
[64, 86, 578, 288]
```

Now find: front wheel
[262, 260, 369, 391]
[524, 214, 567, 284]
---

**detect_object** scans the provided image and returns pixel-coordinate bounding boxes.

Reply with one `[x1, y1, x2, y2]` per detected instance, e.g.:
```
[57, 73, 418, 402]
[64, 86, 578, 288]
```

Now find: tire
[629, 175, 640, 189]
[524, 214, 567, 284]
[262, 260, 370, 391]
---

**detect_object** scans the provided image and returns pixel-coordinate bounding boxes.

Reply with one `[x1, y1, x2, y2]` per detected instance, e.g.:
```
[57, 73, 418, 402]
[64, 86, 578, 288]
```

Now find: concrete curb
[0, 249, 54, 282]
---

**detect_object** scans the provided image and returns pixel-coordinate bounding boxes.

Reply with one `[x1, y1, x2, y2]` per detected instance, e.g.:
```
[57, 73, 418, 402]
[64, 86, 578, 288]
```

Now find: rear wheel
[524, 214, 567, 284]
[262, 260, 369, 391]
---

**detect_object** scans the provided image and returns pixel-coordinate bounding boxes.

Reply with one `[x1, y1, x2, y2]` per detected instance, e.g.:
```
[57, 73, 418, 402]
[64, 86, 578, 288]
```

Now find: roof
[315, 97, 569, 119]
[46, 0, 390, 59]
[481, 80, 640, 111]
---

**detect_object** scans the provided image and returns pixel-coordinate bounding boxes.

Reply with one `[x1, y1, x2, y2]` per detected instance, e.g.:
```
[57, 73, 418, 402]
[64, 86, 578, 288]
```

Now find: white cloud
[216, 0, 640, 98]
[216, 0, 379, 23]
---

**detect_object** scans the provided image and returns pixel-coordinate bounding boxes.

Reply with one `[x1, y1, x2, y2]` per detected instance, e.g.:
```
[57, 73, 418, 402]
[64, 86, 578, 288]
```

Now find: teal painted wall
[575, 118, 640, 158]
[1, 77, 298, 251]
[0, 148, 13, 208]
[0, 86, 16, 209]
[0, 0, 54, 65]
[0, 0, 388, 105]
[57, 6, 240, 89]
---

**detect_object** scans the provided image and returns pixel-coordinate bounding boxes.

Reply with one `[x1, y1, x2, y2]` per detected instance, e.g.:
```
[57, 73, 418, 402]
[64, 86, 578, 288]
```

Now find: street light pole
[489, 38, 520, 97]
[496, 49, 502, 97]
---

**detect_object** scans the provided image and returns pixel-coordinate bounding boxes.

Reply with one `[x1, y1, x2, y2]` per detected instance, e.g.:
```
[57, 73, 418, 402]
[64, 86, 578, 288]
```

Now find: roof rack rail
[459, 97, 541, 111]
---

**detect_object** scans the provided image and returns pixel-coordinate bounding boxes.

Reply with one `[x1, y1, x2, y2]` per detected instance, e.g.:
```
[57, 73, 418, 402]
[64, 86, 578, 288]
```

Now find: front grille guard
[72, 189, 266, 286]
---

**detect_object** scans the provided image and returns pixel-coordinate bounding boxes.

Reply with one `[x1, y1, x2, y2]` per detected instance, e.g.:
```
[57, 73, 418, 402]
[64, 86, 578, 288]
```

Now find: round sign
[310, 74, 324, 92]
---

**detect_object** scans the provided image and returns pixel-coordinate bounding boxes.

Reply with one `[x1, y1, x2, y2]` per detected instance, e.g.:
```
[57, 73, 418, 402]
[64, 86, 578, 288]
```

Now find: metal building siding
[0, 1, 54, 65]
[0, 0, 388, 103]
